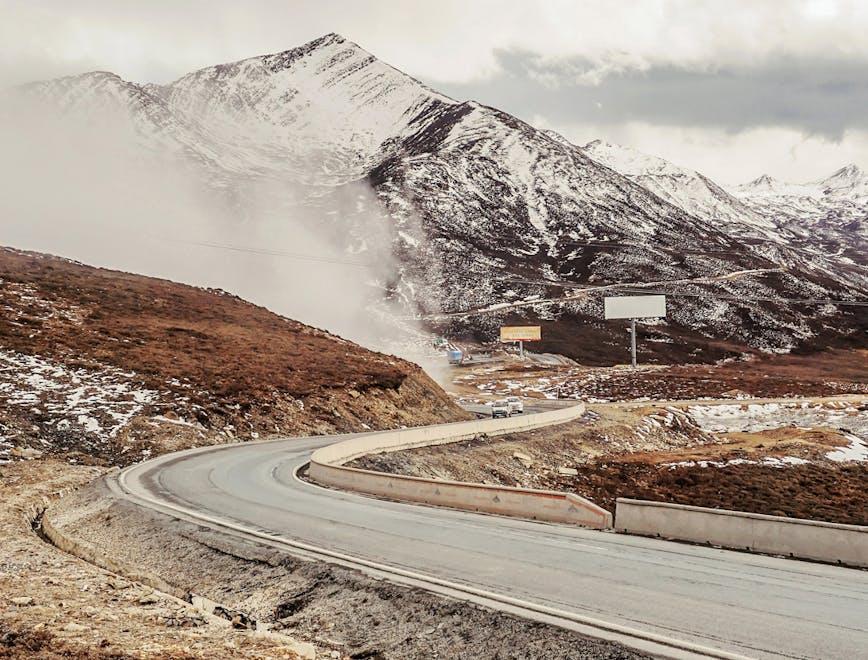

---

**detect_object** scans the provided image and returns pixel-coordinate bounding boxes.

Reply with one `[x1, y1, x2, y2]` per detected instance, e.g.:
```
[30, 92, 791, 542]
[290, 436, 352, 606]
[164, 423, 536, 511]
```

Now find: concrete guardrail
[309, 403, 614, 529]
[615, 498, 868, 568]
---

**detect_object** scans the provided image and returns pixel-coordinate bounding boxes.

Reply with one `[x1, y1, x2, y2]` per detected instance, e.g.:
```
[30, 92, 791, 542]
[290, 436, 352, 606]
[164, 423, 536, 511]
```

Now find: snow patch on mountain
[583, 140, 776, 234]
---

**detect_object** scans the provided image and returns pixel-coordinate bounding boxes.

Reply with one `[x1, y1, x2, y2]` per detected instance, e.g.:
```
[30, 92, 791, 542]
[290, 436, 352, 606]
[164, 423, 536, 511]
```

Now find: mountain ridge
[8, 33, 867, 362]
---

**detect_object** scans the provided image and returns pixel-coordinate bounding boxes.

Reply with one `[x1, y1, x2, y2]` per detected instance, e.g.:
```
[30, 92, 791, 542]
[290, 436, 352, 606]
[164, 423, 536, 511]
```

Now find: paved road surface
[121, 429, 868, 660]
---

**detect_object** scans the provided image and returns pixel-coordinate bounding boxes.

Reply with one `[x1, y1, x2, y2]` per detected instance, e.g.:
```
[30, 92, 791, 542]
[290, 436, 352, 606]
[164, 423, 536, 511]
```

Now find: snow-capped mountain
[733, 166, 868, 274]
[8, 33, 867, 362]
[158, 35, 451, 183]
[734, 165, 868, 213]
[582, 139, 776, 236]
[819, 164, 868, 199]
[733, 163, 868, 201]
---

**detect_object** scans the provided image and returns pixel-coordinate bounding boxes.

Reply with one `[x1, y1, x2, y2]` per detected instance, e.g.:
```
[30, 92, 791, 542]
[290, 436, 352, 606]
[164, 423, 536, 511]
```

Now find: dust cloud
[0, 91, 436, 365]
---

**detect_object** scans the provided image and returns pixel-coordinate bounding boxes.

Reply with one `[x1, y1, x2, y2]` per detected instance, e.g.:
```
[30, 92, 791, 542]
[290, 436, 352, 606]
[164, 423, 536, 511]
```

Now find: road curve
[116, 422, 868, 660]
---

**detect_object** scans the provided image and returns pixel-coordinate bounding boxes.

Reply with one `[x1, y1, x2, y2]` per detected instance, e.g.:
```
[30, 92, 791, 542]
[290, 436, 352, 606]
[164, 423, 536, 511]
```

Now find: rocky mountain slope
[582, 139, 775, 237]
[0, 247, 465, 465]
[11, 33, 867, 363]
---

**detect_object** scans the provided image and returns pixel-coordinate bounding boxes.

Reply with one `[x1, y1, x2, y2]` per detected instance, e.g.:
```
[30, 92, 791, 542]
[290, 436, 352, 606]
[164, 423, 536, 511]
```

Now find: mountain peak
[303, 32, 353, 51]
[826, 163, 863, 180]
[582, 139, 682, 177]
[748, 174, 777, 187]
[320, 31, 347, 42]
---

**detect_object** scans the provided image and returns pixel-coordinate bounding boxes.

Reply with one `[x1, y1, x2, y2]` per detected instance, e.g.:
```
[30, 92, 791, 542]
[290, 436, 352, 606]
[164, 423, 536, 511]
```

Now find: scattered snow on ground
[148, 415, 203, 429]
[826, 433, 868, 462]
[665, 455, 811, 469]
[688, 401, 868, 462]
[0, 349, 159, 439]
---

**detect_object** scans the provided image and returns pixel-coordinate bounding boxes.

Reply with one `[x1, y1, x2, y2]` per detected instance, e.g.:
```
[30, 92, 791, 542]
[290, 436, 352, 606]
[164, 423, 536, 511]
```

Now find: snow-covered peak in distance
[733, 165, 868, 252]
[583, 139, 684, 177]
[733, 164, 868, 201]
[733, 174, 822, 199]
[740, 174, 778, 192]
[160, 33, 454, 182]
[582, 139, 775, 233]
[818, 163, 868, 198]
[823, 163, 863, 182]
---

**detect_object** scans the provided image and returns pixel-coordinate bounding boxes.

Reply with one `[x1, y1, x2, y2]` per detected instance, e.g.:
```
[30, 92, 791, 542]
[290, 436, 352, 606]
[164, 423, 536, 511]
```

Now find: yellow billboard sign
[500, 326, 541, 342]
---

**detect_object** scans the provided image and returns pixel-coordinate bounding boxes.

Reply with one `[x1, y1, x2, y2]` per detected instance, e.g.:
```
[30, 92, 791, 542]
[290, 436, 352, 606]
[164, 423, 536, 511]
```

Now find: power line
[164, 238, 377, 268]
[497, 268, 781, 290]
[160, 238, 868, 308]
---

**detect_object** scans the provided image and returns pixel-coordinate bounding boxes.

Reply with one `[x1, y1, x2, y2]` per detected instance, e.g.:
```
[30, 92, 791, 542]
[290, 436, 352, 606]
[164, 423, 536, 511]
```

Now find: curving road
[116, 418, 868, 660]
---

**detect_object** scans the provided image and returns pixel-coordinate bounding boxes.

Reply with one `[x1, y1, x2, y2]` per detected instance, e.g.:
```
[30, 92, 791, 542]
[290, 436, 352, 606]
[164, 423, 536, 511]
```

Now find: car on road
[506, 396, 524, 414]
[490, 399, 511, 418]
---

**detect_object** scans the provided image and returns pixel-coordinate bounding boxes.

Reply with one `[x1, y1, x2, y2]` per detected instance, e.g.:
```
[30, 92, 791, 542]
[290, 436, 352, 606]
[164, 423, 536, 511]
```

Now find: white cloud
[545, 120, 868, 184]
[3, 0, 868, 86]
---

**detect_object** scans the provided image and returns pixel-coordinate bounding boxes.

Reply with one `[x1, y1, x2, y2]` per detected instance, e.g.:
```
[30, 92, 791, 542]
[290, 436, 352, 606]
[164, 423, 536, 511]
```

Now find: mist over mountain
[4, 33, 865, 363]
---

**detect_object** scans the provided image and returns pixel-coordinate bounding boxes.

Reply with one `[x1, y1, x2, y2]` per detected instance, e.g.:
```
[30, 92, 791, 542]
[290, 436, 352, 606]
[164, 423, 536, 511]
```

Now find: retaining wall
[615, 498, 868, 567]
[309, 403, 613, 529]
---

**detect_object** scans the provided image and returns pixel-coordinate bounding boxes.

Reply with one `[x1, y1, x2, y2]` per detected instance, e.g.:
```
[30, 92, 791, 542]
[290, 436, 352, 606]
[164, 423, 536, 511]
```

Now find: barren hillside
[0, 247, 467, 465]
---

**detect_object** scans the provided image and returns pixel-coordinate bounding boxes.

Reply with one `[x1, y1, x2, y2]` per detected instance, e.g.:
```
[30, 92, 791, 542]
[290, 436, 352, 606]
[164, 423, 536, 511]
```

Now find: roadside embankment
[40, 473, 646, 660]
[0, 460, 307, 659]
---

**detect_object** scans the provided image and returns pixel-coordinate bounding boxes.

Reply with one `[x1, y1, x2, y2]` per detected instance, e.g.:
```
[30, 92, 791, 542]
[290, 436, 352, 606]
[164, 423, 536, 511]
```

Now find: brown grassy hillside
[0, 247, 467, 465]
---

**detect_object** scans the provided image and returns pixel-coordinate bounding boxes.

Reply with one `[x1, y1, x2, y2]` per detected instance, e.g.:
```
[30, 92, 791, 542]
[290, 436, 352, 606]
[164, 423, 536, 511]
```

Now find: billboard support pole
[630, 319, 637, 369]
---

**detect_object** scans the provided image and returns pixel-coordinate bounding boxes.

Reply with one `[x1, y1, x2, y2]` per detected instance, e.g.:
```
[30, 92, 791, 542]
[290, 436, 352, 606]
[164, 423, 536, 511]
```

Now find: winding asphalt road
[116, 415, 868, 660]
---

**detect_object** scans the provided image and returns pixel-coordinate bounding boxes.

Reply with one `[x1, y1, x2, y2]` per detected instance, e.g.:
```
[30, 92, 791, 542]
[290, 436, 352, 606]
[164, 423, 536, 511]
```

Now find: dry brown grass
[0, 247, 412, 404]
[0, 247, 467, 464]
[566, 461, 868, 525]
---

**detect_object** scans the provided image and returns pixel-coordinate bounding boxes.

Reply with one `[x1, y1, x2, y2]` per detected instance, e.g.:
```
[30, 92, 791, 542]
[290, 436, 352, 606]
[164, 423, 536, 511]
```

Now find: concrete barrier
[615, 499, 868, 567]
[309, 403, 614, 529]
[313, 404, 587, 466]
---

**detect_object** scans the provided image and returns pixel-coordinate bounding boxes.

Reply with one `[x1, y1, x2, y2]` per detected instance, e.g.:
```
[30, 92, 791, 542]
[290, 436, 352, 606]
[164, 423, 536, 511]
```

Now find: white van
[506, 396, 524, 414]
[490, 400, 511, 418]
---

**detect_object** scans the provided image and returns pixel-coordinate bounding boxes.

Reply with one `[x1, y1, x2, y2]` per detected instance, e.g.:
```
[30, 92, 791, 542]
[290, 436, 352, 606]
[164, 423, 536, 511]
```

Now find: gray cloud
[432, 51, 868, 140]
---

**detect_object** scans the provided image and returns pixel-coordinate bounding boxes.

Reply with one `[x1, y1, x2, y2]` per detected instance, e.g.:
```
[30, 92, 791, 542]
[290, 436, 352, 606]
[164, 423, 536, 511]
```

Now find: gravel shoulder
[0, 460, 306, 659]
[41, 472, 646, 660]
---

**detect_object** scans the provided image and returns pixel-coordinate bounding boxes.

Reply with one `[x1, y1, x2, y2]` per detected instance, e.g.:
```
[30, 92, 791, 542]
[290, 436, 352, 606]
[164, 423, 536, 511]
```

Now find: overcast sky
[2, 0, 867, 183]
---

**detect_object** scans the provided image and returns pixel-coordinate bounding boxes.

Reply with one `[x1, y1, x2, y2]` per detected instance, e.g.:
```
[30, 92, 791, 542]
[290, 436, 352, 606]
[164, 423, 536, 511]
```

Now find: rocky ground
[449, 349, 868, 403]
[353, 396, 868, 526]
[0, 460, 308, 659]
[39, 470, 645, 660]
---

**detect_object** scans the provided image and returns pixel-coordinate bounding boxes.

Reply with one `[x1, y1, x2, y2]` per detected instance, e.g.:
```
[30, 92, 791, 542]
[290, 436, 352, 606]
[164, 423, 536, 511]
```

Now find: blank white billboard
[604, 295, 666, 320]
